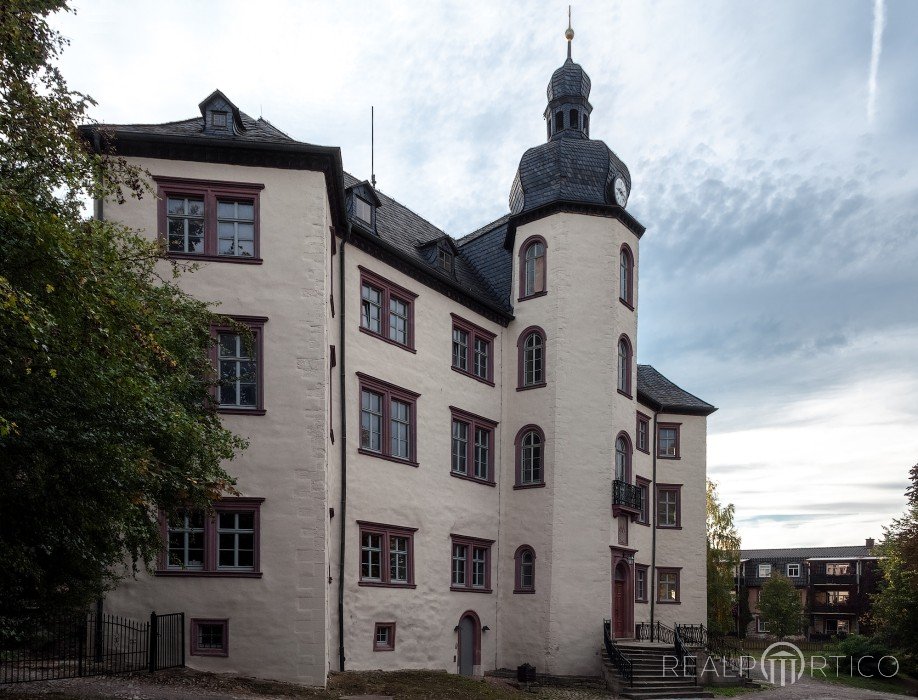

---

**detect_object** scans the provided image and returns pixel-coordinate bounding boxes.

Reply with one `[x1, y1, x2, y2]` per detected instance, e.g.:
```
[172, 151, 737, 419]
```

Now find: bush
[830, 634, 899, 677]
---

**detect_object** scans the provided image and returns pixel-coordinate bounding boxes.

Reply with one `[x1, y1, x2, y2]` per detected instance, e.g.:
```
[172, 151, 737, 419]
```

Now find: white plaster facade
[93, 49, 714, 687]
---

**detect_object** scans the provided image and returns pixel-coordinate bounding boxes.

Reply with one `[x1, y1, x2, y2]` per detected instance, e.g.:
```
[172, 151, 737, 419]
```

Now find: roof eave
[636, 390, 718, 417]
[503, 199, 645, 251]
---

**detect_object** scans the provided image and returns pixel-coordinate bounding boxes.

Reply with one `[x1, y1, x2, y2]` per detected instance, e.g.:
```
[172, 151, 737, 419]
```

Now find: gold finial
[565, 6, 574, 58]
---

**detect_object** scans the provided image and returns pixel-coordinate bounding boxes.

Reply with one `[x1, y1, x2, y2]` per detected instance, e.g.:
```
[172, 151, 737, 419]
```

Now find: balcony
[811, 601, 858, 614]
[612, 479, 642, 518]
[811, 573, 858, 585]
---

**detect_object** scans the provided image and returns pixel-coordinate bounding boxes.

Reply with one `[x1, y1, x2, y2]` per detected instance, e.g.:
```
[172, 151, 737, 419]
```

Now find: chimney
[866, 537, 875, 550]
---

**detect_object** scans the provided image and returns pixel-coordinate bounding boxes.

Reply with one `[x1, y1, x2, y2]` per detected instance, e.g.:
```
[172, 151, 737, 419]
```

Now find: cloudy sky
[52, 1, 918, 548]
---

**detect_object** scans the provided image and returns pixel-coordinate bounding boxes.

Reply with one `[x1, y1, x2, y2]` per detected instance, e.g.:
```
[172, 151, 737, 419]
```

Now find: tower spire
[565, 5, 574, 60]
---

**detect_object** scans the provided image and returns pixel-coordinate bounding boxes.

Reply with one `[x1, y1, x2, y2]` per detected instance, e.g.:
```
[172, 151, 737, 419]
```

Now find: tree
[0, 0, 243, 616]
[758, 574, 804, 639]
[706, 479, 741, 635]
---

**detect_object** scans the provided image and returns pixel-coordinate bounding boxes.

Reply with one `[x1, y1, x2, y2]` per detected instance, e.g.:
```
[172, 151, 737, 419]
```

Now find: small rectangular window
[636, 413, 650, 453]
[656, 485, 681, 528]
[358, 522, 416, 587]
[211, 316, 266, 415]
[216, 200, 255, 257]
[657, 423, 681, 459]
[635, 565, 649, 602]
[211, 111, 228, 128]
[357, 373, 419, 466]
[636, 478, 651, 526]
[449, 407, 497, 485]
[451, 314, 496, 384]
[191, 619, 228, 657]
[450, 534, 494, 592]
[757, 617, 768, 633]
[373, 622, 395, 651]
[354, 196, 373, 224]
[657, 569, 680, 603]
[438, 248, 453, 273]
[786, 563, 800, 578]
[358, 268, 417, 351]
[758, 563, 772, 578]
[452, 328, 469, 371]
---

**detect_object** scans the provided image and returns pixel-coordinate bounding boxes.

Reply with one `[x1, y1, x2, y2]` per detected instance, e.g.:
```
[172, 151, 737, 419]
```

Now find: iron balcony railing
[612, 479, 642, 511]
[603, 619, 633, 685]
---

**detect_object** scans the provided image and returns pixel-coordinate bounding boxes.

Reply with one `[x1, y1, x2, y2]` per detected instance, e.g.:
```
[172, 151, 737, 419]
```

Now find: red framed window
[358, 373, 420, 466]
[155, 176, 263, 263]
[211, 316, 267, 415]
[657, 567, 681, 603]
[636, 413, 650, 453]
[657, 423, 681, 459]
[450, 407, 497, 485]
[656, 484, 682, 529]
[373, 622, 396, 651]
[614, 432, 632, 482]
[617, 335, 633, 397]
[514, 545, 536, 594]
[620, 243, 634, 308]
[635, 564, 649, 602]
[517, 326, 547, 390]
[451, 314, 496, 385]
[450, 534, 494, 593]
[514, 425, 546, 488]
[519, 235, 547, 301]
[358, 521, 417, 588]
[157, 498, 264, 577]
[635, 477, 651, 526]
[359, 266, 418, 352]
[190, 618, 228, 657]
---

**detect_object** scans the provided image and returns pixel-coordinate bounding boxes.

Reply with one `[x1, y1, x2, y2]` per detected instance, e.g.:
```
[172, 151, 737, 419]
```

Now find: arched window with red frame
[617, 335, 632, 397]
[519, 236, 547, 301]
[620, 244, 634, 307]
[514, 545, 536, 593]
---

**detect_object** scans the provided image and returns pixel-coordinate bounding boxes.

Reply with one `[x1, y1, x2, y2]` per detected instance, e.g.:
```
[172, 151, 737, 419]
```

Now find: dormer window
[211, 111, 228, 129]
[438, 248, 453, 274]
[354, 196, 373, 225]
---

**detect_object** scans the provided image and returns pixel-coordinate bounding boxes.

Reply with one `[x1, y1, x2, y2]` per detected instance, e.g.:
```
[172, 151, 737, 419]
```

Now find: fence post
[77, 616, 87, 677]
[180, 612, 186, 667]
[148, 612, 158, 673]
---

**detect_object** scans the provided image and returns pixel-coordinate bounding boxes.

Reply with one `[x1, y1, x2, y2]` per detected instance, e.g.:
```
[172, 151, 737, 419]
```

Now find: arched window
[519, 236, 547, 300]
[569, 109, 579, 128]
[515, 425, 545, 487]
[583, 113, 589, 134]
[514, 545, 536, 593]
[617, 336, 632, 396]
[517, 326, 546, 389]
[620, 244, 634, 306]
[555, 111, 563, 133]
[614, 433, 631, 482]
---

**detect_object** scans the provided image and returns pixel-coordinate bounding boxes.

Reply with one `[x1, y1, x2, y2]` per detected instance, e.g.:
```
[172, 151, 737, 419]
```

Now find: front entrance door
[458, 614, 476, 676]
[614, 580, 626, 638]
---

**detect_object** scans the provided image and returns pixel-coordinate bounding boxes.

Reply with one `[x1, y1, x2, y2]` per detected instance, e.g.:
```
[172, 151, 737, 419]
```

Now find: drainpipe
[649, 410, 659, 636]
[337, 235, 348, 672]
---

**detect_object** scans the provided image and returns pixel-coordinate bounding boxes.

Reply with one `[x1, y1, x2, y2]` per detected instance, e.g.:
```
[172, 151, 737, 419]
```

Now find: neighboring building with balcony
[81, 27, 715, 686]
[738, 540, 880, 638]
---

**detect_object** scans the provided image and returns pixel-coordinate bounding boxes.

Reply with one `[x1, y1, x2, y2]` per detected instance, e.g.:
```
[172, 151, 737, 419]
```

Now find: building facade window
[519, 235, 547, 300]
[358, 267, 418, 351]
[786, 563, 800, 578]
[635, 565, 649, 602]
[758, 563, 772, 578]
[656, 484, 681, 528]
[657, 568, 681, 603]
[617, 335, 632, 396]
[190, 619, 228, 657]
[438, 248, 454, 274]
[373, 622, 396, 651]
[514, 545, 536, 593]
[517, 326, 547, 389]
[451, 314, 496, 384]
[449, 407, 498, 485]
[826, 562, 851, 575]
[450, 534, 494, 592]
[515, 425, 545, 488]
[636, 477, 651, 526]
[211, 316, 266, 415]
[636, 413, 650, 453]
[158, 498, 263, 577]
[357, 373, 420, 466]
[155, 176, 263, 262]
[756, 617, 768, 634]
[354, 196, 373, 225]
[620, 244, 634, 307]
[657, 423, 681, 459]
[614, 433, 632, 482]
[358, 521, 417, 587]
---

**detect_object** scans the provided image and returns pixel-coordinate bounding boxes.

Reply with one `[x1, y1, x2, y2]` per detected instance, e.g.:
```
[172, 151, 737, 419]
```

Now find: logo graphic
[760, 641, 805, 686]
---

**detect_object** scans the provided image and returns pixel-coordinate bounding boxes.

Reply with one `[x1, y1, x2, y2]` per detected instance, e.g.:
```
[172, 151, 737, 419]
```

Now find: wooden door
[614, 580, 626, 638]
[458, 615, 475, 676]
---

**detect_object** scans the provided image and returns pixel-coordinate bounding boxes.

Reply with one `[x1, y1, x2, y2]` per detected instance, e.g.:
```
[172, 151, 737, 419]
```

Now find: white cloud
[868, 0, 887, 126]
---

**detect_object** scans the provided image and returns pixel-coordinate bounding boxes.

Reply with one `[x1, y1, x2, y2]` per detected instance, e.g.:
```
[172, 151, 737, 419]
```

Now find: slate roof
[104, 112, 301, 145]
[741, 546, 876, 560]
[343, 173, 510, 314]
[547, 57, 592, 102]
[637, 365, 717, 416]
[456, 215, 513, 306]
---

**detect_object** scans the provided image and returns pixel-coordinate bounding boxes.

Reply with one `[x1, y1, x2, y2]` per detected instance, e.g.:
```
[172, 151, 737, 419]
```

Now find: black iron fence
[612, 479, 643, 511]
[1, 611, 183, 684]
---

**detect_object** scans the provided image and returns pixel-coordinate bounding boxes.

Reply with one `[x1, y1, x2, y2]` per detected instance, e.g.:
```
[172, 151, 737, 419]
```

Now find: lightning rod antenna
[371, 106, 377, 188]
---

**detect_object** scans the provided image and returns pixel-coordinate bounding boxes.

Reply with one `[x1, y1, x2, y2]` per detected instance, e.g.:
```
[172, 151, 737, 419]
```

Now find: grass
[803, 658, 917, 697]
[707, 686, 761, 697]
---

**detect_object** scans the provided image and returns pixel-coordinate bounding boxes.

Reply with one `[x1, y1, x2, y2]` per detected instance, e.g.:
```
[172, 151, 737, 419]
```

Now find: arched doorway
[457, 610, 481, 676]
[613, 559, 631, 639]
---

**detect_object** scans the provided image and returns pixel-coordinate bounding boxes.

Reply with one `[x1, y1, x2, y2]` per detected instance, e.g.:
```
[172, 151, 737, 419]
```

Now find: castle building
[83, 28, 716, 685]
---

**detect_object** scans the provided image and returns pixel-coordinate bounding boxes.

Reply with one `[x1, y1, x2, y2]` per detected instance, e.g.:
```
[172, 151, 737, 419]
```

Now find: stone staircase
[601, 643, 714, 699]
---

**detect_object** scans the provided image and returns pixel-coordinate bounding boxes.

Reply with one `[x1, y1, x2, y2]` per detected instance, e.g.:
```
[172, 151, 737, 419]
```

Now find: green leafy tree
[0, 0, 243, 616]
[707, 479, 741, 635]
[759, 574, 804, 639]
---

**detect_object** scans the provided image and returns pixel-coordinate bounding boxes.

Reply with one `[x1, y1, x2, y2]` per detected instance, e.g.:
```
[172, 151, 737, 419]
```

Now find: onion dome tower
[509, 12, 632, 215]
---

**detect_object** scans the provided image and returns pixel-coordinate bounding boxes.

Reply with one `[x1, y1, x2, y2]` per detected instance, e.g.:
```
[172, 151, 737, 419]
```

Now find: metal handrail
[603, 619, 633, 685]
[635, 620, 675, 644]
[673, 626, 695, 684]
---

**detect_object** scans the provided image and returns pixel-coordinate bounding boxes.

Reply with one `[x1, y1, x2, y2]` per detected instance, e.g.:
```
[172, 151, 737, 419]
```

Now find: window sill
[450, 472, 496, 487]
[635, 519, 651, 528]
[450, 366, 495, 387]
[657, 525, 683, 530]
[450, 586, 493, 594]
[516, 382, 547, 392]
[358, 326, 416, 353]
[358, 581, 417, 589]
[656, 600, 681, 605]
[357, 448, 419, 468]
[619, 297, 634, 311]
[190, 648, 229, 657]
[513, 589, 536, 595]
[513, 482, 546, 490]
[636, 446, 650, 455]
[373, 646, 395, 652]
[635, 598, 649, 604]
[168, 253, 263, 265]
[657, 455, 681, 460]
[617, 389, 633, 399]
[218, 407, 266, 416]
[517, 291, 547, 302]
[155, 570, 262, 578]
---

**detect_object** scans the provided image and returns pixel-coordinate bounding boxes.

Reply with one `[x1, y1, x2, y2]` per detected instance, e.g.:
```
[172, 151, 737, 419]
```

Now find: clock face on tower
[613, 177, 628, 207]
